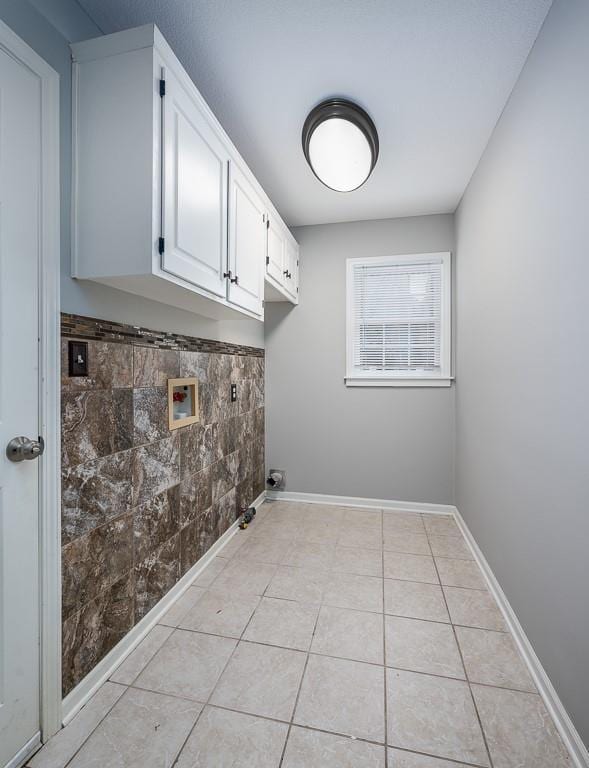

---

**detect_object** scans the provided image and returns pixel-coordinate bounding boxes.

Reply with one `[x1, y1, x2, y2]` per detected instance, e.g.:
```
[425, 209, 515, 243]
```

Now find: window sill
[345, 377, 454, 388]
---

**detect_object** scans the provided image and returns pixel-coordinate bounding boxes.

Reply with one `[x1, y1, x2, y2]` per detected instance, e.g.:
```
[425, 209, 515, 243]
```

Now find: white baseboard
[454, 507, 589, 768]
[267, 489, 588, 766]
[61, 492, 265, 727]
[5, 732, 40, 768]
[265, 489, 455, 516]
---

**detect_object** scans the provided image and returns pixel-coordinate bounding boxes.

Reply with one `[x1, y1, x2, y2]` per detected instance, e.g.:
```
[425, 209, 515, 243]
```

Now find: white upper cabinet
[284, 238, 299, 300]
[292, 241, 300, 297]
[266, 215, 285, 285]
[264, 211, 300, 304]
[162, 66, 229, 297]
[227, 162, 265, 315]
[71, 24, 298, 321]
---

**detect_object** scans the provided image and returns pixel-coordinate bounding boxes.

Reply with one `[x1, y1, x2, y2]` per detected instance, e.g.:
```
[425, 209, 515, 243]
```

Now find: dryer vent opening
[267, 470, 285, 490]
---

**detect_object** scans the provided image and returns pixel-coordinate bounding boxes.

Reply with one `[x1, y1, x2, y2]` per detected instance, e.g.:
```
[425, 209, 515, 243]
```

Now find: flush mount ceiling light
[302, 98, 379, 192]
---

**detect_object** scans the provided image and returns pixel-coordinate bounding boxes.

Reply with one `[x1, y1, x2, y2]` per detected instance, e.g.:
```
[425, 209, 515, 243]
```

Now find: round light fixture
[302, 98, 379, 192]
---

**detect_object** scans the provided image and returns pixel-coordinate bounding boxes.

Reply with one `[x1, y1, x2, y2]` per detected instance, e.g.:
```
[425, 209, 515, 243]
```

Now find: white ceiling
[76, 0, 552, 227]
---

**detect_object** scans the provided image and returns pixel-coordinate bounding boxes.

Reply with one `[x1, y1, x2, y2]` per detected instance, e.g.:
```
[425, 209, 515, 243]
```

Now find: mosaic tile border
[61, 313, 265, 358]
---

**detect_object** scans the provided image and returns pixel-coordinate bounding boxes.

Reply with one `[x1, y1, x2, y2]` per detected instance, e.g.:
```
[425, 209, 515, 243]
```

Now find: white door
[266, 214, 285, 286]
[0, 37, 45, 767]
[162, 68, 228, 297]
[227, 162, 265, 316]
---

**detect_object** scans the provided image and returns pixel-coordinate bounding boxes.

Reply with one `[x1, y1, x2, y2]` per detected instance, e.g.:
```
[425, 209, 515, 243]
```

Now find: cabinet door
[266, 215, 285, 285]
[162, 69, 228, 297]
[291, 240, 300, 300]
[227, 162, 265, 315]
[284, 239, 298, 299]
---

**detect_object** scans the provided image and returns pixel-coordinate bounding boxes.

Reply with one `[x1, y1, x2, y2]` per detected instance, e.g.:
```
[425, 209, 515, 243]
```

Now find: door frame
[0, 19, 61, 750]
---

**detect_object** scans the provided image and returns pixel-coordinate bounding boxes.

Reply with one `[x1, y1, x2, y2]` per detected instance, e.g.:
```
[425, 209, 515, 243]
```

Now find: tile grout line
[130, 624, 539, 695]
[170, 589, 265, 767]
[427, 520, 496, 768]
[210, 579, 502, 629]
[114, 680, 489, 768]
[112, 690, 485, 768]
[114, 625, 178, 691]
[276, 594, 323, 767]
[212, 536, 508, 630]
[55, 682, 129, 768]
[381, 507, 389, 767]
[240, 563, 488, 594]
[388, 744, 488, 768]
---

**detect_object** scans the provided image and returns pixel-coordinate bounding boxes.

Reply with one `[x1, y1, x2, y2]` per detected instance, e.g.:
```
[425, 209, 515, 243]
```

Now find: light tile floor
[29, 500, 572, 768]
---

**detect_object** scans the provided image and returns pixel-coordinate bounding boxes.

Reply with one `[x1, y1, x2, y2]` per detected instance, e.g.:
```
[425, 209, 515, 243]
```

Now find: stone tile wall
[60, 315, 265, 695]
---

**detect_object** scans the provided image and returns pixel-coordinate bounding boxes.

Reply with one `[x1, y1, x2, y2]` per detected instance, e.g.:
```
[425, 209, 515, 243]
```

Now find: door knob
[6, 436, 45, 462]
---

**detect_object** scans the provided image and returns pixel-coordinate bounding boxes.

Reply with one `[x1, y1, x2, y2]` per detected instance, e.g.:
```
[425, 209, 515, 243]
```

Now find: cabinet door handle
[283, 270, 292, 279]
[231, 275, 239, 284]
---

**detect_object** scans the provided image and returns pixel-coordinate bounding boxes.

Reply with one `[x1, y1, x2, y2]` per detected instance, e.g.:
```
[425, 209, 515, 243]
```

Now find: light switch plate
[68, 340, 88, 377]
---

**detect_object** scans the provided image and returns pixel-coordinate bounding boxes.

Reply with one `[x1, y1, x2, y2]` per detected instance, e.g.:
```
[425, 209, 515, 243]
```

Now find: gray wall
[266, 215, 455, 503]
[0, 0, 264, 348]
[455, 0, 589, 746]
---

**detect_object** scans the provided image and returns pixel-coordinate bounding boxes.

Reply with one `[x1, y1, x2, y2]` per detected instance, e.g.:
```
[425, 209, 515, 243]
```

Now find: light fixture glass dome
[302, 98, 379, 192]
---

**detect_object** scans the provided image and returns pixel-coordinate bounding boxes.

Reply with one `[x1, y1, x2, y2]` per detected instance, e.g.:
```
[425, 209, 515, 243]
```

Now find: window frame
[345, 251, 453, 387]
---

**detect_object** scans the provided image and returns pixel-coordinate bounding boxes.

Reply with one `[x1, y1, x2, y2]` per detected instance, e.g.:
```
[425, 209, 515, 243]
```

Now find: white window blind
[346, 253, 451, 386]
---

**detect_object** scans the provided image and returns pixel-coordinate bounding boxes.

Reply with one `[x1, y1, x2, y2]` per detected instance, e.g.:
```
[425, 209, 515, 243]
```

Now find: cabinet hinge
[158, 237, 165, 255]
[266, 219, 270, 229]
[159, 79, 166, 97]
[266, 256, 270, 265]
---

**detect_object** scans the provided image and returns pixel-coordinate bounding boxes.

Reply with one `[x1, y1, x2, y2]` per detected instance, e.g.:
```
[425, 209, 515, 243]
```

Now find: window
[346, 252, 452, 387]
